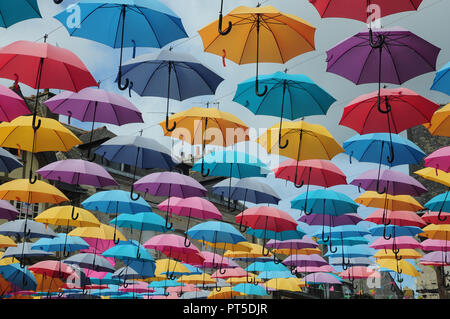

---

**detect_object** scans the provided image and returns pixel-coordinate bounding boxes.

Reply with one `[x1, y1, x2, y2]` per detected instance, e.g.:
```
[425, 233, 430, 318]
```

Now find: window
[15, 202, 39, 219]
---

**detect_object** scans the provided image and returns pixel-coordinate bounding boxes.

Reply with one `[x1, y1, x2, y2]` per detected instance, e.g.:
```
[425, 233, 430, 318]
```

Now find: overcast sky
[1, 0, 449, 291]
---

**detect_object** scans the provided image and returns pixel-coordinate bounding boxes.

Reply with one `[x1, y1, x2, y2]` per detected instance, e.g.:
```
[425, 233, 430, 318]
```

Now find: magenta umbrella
[201, 251, 238, 269]
[44, 87, 144, 160]
[0, 199, 19, 221]
[421, 239, 450, 252]
[350, 168, 427, 196]
[0, 84, 30, 122]
[425, 146, 450, 173]
[134, 171, 208, 230]
[158, 197, 222, 247]
[296, 264, 337, 274]
[370, 236, 422, 251]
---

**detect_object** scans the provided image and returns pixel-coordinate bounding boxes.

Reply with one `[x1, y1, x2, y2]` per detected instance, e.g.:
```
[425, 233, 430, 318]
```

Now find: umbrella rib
[238, 18, 257, 65]
[178, 62, 217, 97]
[382, 44, 404, 85]
[134, 6, 163, 48]
[260, 18, 286, 63]
[141, 62, 168, 97]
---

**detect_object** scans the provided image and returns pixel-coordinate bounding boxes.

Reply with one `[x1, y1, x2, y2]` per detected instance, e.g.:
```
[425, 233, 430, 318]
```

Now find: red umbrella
[422, 211, 450, 225]
[0, 39, 97, 130]
[309, 0, 423, 23]
[28, 260, 75, 279]
[340, 88, 440, 135]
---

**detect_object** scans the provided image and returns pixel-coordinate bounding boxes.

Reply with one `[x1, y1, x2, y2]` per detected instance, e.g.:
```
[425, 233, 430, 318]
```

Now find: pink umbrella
[28, 260, 75, 279]
[370, 236, 422, 250]
[421, 239, 450, 252]
[0, 84, 30, 122]
[166, 284, 199, 294]
[296, 264, 337, 274]
[80, 237, 115, 279]
[422, 211, 450, 225]
[119, 281, 153, 293]
[201, 251, 238, 269]
[211, 267, 248, 279]
[158, 197, 222, 247]
[365, 209, 426, 227]
[425, 146, 450, 173]
[304, 272, 342, 285]
[283, 254, 329, 275]
[144, 234, 205, 267]
[339, 266, 381, 279]
[419, 251, 450, 266]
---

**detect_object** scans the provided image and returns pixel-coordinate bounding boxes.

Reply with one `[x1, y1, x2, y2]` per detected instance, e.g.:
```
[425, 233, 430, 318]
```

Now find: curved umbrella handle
[377, 95, 392, 114]
[383, 224, 392, 241]
[130, 185, 141, 201]
[255, 79, 268, 97]
[218, 0, 232, 35]
[376, 178, 387, 195]
[165, 210, 173, 230]
[165, 116, 177, 132]
[29, 169, 38, 184]
[53, 0, 63, 3]
[368, 28, 385, 49]
[183, 234, 191, 248]
[200, 157, 210, 177]
[328, 240, 338, 253]
[438, 191, 449, 222]
[113, 232, 120, 245]
[278, 135, 289, 149]
[71, 206, 79, 221]
[386, 140, 395, 164]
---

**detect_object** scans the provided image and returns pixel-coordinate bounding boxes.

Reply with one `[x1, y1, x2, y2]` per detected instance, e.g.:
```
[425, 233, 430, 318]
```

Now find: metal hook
[130, 185, 141, 201]
[218, 0, 232, 35]
[165, 116, 176, 132]
[183, 234, 191, 248]
[71, 206, 79, 221]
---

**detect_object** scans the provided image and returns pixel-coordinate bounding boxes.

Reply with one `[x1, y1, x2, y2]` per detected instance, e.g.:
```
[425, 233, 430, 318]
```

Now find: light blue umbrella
[324, 245, 375, 258]
[232, 283, 268, 296]
[245, 261, 289, 273]
[246, 225, 306, 241]
[315, 236, 369, 246]
[0, 1, 42, 28]
[431, 61, 450, 96]
[257, 270, 296, 280]
[102, 240, 155, 264]
[31, 234, 89, 254]
[233, 71, 336, 149]
[81, 190, 152, 244]
[425, 191, 450, 214]
[186, 221, 246, 245]
[53, 0, 188, 92]
[89, 273, 124, 286]
[343, 133, 425, 167]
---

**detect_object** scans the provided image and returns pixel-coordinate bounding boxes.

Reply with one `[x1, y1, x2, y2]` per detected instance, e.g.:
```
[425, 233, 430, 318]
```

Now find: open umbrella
[0, 263, 37, 291]
[198, 5, 316, 96]
[0, 200, 19, 221]
[431, 61, 450, 96]
[118, 49, 224, 130]
[424, 146, 450, 173]
[425, 104, 450, 137]
[0, 1, 43, 28]
[54, 0, 188, 93]
[63, 253, 115, 273]
[0, 84, 31, 122]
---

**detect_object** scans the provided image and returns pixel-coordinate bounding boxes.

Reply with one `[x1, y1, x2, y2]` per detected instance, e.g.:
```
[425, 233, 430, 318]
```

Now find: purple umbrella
[44, 87, 144, 160]
[304, 272, 342, 285]
[0, 200, 18, 221]
[36, 159, 118, 188]
[133, 171, 207, 229]
[419, 251, 450, 266]
[282, 254, 328, 275]
[299, 213, 363, 226]
[266, 236, 318, 250]
[350, 168, 427, 196]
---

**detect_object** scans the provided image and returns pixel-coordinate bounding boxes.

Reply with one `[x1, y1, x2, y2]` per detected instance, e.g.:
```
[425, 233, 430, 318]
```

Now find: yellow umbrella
[414, 167, 450, 187]
[178, 273, 216, 285]
[200, 240, 253, 253]
[35, 205, 101, 228]
[154, 258, 190, 278]
[264, 277, 305, 293]
[224, 242, 269, 258]
[273, 247, 321, 256]
[199, 5, 315, 95]
[373, 249, 423, 260]
[225, 273, 263, 285]
[0, 235, 17, 249]
[0, 179, 69, 204]
[258, 120, 344, 162]
[0, 252, 19, 265]
[420, 224, 450, 240]
[161, 107, 249, 147]
[67, 223, 127, 242]
[208, 286, 244, 299]
[376, 259, 420, 277]
[355, 191, 424, 212]
[32, 273, 65, 293]
[0, 115, 82, 183]
[424, 103, 450, 137]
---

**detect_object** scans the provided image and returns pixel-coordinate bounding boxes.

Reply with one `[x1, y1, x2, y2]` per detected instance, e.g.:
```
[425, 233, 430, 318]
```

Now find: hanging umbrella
[198, 5, 316, 96]
[0, 178, 69, 204]
[0, 263, 37, 291]
[356, 192, 424, 212]
[351, 168, 427, 196]
[0, 0, 43, 28]
[0, 116, 82, 183]
[246, 225, 306, 243]
[54, 0, 188, 94]
[0, 200, 19, 221]
[266, 237, 318, 251]
[365, 209, 426, 228]
[94, 135, 178, 199]
[420, 224, 450, 240]
[0, 148, 24, 173]
[424, 192, 450, 220]
[0, 84, 30, 122]
[208, 286, 243, 299]
[31, 234, 89, 255]
[422, 211, 450, 225]
[158, 197, 222, 247]
[133, 171, 207, 229]
[236, 206, 298, 256]
[102, 240, 155, 267]
[0, 219, 57, 240]
[304, 272, 342, 285]
[415, 168, 450, 188]
[3, 243, 54, 259]
[0, 235, 16, 249]
[343, 133, 425, 167]
[118, 49, 224, 130]
[258, 121, 344, 183]
[369, 225, 423, 238]
[81, 190, 151, 244]
[34, 205, 100, 231]
[373, 249, 422, 260]
[424, 146, 450, 173]
[232, 283, 268, 296]
[376, 258, 420, 277]
[299, 213, 363, 227]
[212, 178, 280, 208]
[162, 106, 249, 175]
[234, 72, 335, 148]
[431, 61, 450, 96]
[28, 260, 76, 280]
[309, 0, 423, 23]
[63, 253, 115, 273]
[263, 277, 305, 294]
[425, 104, 450, 137]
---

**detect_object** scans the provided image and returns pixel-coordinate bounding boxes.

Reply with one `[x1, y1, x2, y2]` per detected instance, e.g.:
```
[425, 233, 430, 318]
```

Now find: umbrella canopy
[376, 259, 420, 277]
[351, 168, 427, 196]
[424, 192, 450, 214]
[266, 237, 318, 250]
[208, 286, 244, 299]
[299, 213, 363, 227]
[425, 104, 450, 137]
[373, 249, 422, 260]
[431, 61, 450, 96]
[28, 260, 76, 279]
[422, 211, 450, 225]
[355, 191, 424, 212]
[365, 209, 426, 227]
[212, 178, 280, 206]
[324, 245, 375, 258]
[63, 253, 115, 273]
[102, 240, 155, 263]
[232, 283, 268, 296]
[186, 221, 246, 245]
[420, 224, 450, 240]
[0, 235, 16, 249]
[291, 189, 359, 215]
[0, 263, 37, 291]
[44, 87, 143, 126]
[326, 27, 440, 85]
[34, 205, 100, 228]
[274, 159, 346, 189]
[0, 179, 69, 204]
[369, 225, 423, 237]
[424, 146, 450, 173]
[264, 277, 305, 292]
[339, 266, 381, 279]
[415, 168, 450, 188]
[0, 0, 42, 28]
[343, 133, 426, 167]
[370, 236, 422, 250]
[3, 243, 54, 259]
[68, 223, 127, 242]
[309, 0, 423, 22]
[0, 84, 31, 122]
[0, 200, 19, 221]
[110, 212, 170, 234]
[158, 197, 222, 221]
[31, 234, 89, 253]
[282, 254, 329, 269]
[258, 120, 344, 165]
[36, 159, 118, 188]
[420, 251, 450, 266]
[0, 219, 57, 239]
[236, 206, 298, 233]
[304, 272, 342, 285]
[162, 106, 249, 147]
[119, 49, 224, 128]
[340, 87, 440, 134]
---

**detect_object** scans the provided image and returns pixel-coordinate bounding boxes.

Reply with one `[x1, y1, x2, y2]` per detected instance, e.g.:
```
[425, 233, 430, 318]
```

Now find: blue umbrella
[31, 234, 89, 253]
[81, 190, 152, 244]
[315, 236, 369, 246]
[0, 263, 37, 291]
[233, 71, 335, 149]
[343, 133, 425, 167]
[431, 61, 450, 96]
[0, 1, 42, 28]
[54, 0, 188, 93]
[0, 148, 22, 173]
[119, 49, 224, 130]
[257, 270, 296, 280]
[246, 225, 306, 241]
[425, 191, 450, 215]
[93, 135, 178, 200]
[211, 177, 281, 208]
[102, 240, 155, 263]
[63, 253, 115, 273]
[232, 283, 268, 296]
[89, 273, 124, 286]
[324, 245, 375, 258]
[245, 261, 289, 273]
[369, 225, 424, 237]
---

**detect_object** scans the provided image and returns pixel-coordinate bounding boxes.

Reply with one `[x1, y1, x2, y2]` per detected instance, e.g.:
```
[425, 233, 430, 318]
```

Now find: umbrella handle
[29, 169, 38, 184]
[201, 158, 210, 177]
[165, 116, 177, 132]
[255, 79, 268, 97]
[165, 211, 173, 230]
[438, 191, 449, 222]
[130, 185, 141, 201]
[227, 198, 237, 212]
[376, 178, 387, 195]
[183, 234, 191, 248]
[218, 0, 232, 35]
[113, 232, 120, 245]
[290, 265, 298, 276]
[382, 224, 392, 241]
[368, 28, 385, 49]
[57, 290, 64, 298]
[278, 132, 289, 149]
[71, 206, 79, 221]
[328, 240, 337, 253]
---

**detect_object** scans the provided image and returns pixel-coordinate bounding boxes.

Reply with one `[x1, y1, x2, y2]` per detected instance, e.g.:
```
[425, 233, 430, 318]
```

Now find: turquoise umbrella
[245, 261, 289, 273]
[233, 71, 336, 149]
[232, 283, 268, 296]
[0, 1, 42, 28]
[431, 61, 450, 96]
[257, 271, 296, 280]
[102, 240, 155, 263]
